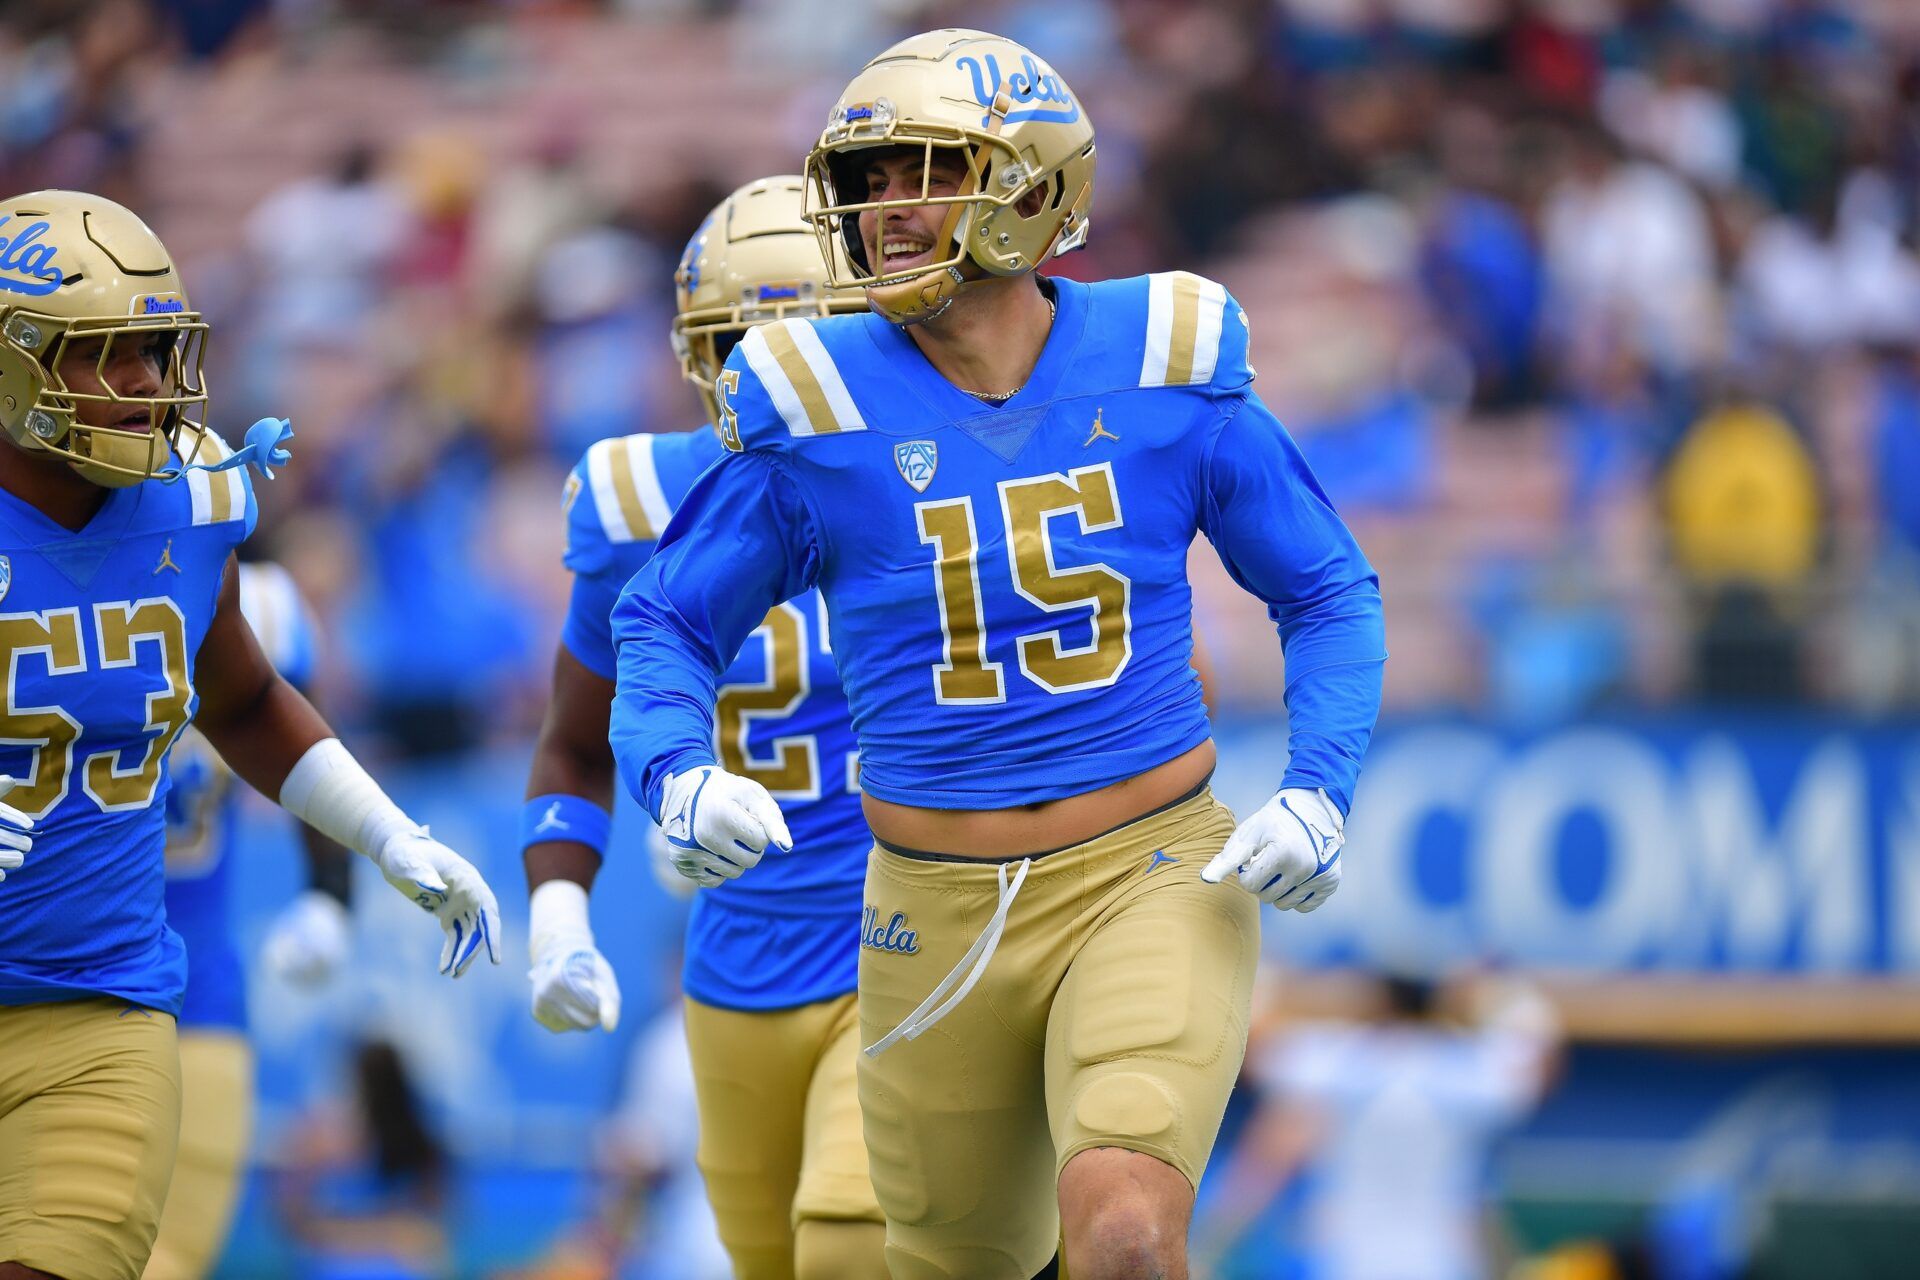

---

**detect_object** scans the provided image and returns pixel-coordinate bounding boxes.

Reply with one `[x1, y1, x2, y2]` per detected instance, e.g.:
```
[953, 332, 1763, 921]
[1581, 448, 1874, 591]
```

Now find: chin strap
[156, 417, 294, 483]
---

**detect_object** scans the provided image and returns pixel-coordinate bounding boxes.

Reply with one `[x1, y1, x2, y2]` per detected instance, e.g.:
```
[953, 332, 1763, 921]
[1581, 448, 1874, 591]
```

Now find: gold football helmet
[673, 175, 867, 427]
[0, 190, 210, 487]
[803, 29, 1095, 325]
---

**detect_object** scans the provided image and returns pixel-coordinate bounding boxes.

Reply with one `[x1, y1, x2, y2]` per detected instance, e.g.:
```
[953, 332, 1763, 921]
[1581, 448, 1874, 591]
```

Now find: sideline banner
[1210, 717, 1920, 974]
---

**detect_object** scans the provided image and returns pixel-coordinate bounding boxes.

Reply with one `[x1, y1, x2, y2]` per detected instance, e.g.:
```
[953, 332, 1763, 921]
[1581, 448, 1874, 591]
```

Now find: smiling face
[856, 147, 972, 280]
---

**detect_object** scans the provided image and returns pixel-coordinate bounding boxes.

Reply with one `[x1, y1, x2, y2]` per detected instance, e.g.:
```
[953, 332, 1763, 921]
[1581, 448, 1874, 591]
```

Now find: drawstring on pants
[864, 858, 1030, 1057]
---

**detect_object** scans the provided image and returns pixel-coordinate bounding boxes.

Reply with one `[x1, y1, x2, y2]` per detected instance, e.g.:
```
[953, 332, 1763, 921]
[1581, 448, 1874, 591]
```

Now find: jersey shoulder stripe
[585, 433, 674, 544]
[739, 319, 865, 440]
[1139, 271, 1230, 389]
[180, 427, 251, 527]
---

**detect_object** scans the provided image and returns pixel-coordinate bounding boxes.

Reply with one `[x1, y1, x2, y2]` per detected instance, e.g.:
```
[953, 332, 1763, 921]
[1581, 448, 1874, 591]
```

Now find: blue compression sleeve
[1201, 392, 1386, 813]
[610, 449, 823, 821]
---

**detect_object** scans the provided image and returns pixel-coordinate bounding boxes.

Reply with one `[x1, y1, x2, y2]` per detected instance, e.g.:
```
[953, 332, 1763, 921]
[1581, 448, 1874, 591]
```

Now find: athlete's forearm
[196, 672, 333, 801]
[1274, 578, 1384, 815]
[524, 648, 618, 893]
[609, 581, 724, 819]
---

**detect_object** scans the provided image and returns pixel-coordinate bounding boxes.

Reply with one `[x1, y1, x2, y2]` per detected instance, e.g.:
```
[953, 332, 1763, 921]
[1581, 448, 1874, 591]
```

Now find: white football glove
[645, 821, 697, 900]
[657, 765, 791, 887]
[372, 829, 502, 977]
[0, 775, 32, 882]
[1202, 788, 1345, 912]
[528, 879, 621, 1033]
[262, 889, 352, 985]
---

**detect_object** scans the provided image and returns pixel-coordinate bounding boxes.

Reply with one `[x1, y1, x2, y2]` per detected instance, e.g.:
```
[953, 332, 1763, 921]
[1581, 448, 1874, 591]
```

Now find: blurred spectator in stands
[1193, 973, 1561, 1280]
[243, 140, 413, 411]
[1836, 350, 1920, 710]
[278, 1038, 452, 1280]
[1599, 44, 1743, 192]
[1417, 104, 1545, 410]
[337, 380, 549, 757]
[0, 0, 153, 202]
[468, 126, 605, 324]
[1661, 396, 1824, 702]
[1541, 121, 1720, 381]
[529, 221, 670, 462]
[151, 0, 274, 60]
[1736, 171, 1920, 358]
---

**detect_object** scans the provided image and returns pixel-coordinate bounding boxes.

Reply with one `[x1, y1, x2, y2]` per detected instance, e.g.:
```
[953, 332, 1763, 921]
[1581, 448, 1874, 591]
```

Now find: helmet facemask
[2, 308, 210, 488]
[806, 118, 1086, 326]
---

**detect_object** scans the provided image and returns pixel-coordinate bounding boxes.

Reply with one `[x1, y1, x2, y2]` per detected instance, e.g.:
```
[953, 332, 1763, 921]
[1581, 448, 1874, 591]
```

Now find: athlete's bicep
[193, 555, 279, 722]
[1200, 394, 1380, 625]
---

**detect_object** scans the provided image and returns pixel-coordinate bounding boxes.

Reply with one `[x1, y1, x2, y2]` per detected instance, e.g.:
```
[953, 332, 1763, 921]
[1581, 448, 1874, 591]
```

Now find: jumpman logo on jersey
[533, 801, 569, 835]
[153, 538, 182, 575]
[1083, 408, 1120, 447]
[1144, 849, 1179, 875]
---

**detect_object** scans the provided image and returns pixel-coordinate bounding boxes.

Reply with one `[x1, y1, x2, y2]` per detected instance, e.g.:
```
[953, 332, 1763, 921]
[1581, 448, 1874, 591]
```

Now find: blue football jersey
[164, 561, 318, 1031]
[611, 273, 1386, 818]
[0, 428, 256, 1015]
[563, 427, 865, 1011]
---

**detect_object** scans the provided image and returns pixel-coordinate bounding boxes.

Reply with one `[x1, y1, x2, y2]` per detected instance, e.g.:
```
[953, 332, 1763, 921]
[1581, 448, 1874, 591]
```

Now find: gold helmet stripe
[741, 321, 865, 438]
[184, 428, 245, 525]
[587, 435, 673, 544]
[1141, 272, 1227, 389]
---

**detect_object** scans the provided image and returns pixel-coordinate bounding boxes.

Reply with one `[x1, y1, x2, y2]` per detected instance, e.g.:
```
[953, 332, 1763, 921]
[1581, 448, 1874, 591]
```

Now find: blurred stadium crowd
[6, 1, 1920, 1277]
[6, 0, 1919, 756]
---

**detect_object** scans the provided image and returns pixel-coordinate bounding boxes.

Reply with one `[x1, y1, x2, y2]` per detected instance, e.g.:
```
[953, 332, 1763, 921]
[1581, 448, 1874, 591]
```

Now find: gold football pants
[856, 788, 1260, 1280]
[683, 991, 886, 1280]
[143, 1030, 253, 1280]
[0, 999, 182, 1280]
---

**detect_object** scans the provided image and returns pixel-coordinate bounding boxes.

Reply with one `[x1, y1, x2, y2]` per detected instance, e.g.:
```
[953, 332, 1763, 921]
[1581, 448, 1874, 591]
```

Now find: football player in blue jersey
[608, 31, 1387, 1280]
[0, 190, 501, 1280]
[521, 177, 888, 1279]
[147, 560, 347, 1280]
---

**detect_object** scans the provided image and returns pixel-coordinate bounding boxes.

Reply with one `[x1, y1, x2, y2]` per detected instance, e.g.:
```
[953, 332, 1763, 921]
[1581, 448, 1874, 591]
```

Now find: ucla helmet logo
[895, 440, 938, 493]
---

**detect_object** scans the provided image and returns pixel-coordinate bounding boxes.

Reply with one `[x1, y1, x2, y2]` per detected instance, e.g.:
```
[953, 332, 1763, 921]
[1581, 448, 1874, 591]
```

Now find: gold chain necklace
[968, 295, 1057, 403]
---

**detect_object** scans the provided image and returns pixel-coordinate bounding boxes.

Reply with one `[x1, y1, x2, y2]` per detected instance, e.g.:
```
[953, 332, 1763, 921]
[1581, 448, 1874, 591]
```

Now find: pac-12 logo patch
[0, 554, 10, 605]
[895, 440, 938, 493]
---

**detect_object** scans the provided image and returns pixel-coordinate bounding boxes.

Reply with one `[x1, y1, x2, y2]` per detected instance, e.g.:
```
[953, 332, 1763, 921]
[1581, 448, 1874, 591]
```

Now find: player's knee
[1059, 1146, 1191, 1278]
[0, 1264, 69, 1280]
[792, 1217, 889, 1280]
[1065, 1208, 1183, 1278]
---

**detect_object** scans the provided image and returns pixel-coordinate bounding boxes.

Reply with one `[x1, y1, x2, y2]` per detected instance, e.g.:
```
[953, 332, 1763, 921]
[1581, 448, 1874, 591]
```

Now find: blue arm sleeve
[1200, 392, 1386, 814]
[609, 448, 823, 820]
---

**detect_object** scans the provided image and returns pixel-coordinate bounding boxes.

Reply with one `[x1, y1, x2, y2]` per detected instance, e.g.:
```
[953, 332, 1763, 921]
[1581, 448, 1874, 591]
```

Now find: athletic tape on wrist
[529, 878, 595, 964]
[279, 738, 419, 858]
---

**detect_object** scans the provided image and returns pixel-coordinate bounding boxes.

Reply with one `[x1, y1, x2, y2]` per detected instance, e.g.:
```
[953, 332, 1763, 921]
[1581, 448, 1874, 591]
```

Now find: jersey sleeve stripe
[606, 438, 659, 542]
[186, 466, 213, 525]
[743, 322, 863, 438]
[1141, 272, 1227, 388]
[185, 429, 244, 525]
[1185, 274, 1227, 384]
[623, 434, 676, 536]
[786, 321, 864, 433]
[586, 438, 634, 543]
